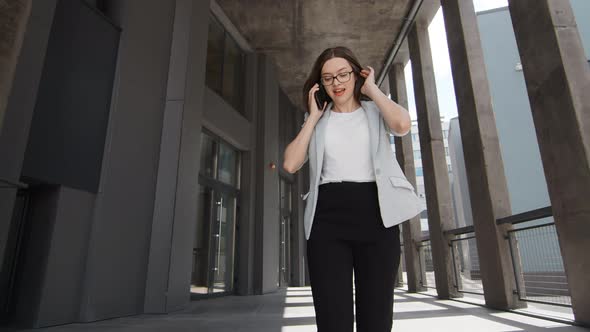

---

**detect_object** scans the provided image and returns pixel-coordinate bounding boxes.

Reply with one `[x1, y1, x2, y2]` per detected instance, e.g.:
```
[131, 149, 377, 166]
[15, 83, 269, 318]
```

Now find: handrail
[506, 222, 555, 234]
[496, 206, 552, 226]
[444, 225, 474, 236]
[441, 206, 552, 237]
[0, 178, 28, 189]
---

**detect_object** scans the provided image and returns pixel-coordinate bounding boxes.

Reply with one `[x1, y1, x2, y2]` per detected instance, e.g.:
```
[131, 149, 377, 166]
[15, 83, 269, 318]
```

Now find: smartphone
[314, 83, 331, 110]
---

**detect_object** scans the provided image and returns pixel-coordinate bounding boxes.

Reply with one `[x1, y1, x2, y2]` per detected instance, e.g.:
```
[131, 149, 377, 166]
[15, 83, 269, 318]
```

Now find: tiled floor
[10, 287, 588, 331]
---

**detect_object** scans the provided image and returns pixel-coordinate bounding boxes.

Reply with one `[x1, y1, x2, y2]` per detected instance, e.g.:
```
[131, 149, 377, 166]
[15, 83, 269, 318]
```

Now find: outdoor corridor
[9, 287, 586, 332]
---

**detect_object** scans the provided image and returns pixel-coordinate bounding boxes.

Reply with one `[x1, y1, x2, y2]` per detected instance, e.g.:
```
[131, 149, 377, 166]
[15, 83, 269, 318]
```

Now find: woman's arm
[283, 112, 320, 173]
[283, 83, 326, 174]
[361, 66, 411, 136]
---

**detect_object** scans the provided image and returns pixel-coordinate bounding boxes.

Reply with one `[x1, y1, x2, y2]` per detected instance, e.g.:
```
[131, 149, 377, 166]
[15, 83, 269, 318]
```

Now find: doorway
[191, 132, 240, 297]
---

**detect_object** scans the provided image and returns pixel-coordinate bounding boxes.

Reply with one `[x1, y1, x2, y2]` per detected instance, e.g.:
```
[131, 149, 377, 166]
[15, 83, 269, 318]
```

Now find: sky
[404, 0, 508, 121]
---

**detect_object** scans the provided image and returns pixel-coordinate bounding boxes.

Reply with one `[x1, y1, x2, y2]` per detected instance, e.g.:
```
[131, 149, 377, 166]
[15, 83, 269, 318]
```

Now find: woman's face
[320, 57, 356, 105]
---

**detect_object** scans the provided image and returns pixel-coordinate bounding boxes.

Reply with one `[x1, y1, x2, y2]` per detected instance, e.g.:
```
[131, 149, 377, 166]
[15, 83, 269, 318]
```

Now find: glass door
[191, 185, 237, 296]
[279, 178, 292, 287]
[191, 131, 240, 297]
[191, 185, 213, 295]
[209, 190, 236, 293]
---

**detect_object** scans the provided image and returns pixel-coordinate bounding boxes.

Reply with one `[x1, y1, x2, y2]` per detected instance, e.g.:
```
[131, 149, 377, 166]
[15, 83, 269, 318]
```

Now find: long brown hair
[302, 46, 367, 112]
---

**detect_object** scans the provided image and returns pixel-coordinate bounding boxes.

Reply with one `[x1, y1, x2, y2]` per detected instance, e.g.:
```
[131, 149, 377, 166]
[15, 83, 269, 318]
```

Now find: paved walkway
[11, 287, 588, 331]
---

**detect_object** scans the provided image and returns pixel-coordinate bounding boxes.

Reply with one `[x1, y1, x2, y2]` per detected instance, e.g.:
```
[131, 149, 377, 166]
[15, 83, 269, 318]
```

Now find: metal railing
[506, 222, 571, 307]
[499, 206, 571, 307]
[417, 239, 436, 289]
[443, 206, 570, 307]
[449, 232, 484, 295]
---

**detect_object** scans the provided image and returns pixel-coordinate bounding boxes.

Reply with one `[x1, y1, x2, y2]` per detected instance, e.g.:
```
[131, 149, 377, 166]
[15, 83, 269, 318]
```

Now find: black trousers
[307, 182, 401, 332]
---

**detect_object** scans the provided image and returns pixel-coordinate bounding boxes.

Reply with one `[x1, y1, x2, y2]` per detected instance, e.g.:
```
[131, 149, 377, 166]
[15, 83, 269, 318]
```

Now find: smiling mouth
[333, 88, 345, 96]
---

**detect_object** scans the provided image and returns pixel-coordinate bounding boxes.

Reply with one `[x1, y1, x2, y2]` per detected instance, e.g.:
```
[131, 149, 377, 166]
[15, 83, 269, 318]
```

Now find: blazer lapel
[314, 104, 332, 186]
[363, 101, 379, 161]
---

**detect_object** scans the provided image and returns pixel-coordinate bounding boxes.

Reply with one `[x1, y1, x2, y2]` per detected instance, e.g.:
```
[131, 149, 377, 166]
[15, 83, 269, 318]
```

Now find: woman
[283, 46, 423, 332]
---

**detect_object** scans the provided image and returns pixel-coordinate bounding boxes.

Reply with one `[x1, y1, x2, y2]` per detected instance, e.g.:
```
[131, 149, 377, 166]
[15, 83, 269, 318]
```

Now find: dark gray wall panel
[21, 0, 120, 193]
[254, 54, 280, 294]
[35, 187, 94, 327]
[78, 0, 175, 321]
[203, 88, 252, 151]
[0, 0, 57, 271]
[144, 0, 193, 313]
[164, 0, 210, 311]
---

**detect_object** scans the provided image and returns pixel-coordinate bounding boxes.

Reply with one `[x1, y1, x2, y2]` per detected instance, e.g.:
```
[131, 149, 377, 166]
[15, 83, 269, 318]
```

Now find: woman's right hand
[307, 83, 327, 120]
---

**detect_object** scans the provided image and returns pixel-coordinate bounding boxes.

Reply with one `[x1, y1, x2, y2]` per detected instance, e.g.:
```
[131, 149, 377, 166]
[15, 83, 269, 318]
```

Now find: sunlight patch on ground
[394, 315, 523, 332]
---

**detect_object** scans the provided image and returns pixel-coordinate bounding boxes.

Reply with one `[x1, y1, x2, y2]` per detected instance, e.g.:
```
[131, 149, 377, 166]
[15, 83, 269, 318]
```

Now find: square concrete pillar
[408, 24, 459, 299]
[508, 0, 590, 325]
[389, 63, 426, 293]
[441, 0, 524, 310]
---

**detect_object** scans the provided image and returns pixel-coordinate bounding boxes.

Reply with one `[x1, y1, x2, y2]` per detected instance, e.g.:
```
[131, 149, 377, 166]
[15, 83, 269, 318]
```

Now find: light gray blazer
[301, 100, 424, 240]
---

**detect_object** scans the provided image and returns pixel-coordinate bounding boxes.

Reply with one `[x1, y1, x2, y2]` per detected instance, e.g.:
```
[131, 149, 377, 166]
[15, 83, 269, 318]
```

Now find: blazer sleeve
[383, 116, 409, 137]
[300, 113, 310, 166]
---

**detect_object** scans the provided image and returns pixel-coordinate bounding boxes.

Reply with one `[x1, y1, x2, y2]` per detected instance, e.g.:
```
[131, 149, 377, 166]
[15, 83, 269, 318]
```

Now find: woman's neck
[332, 99, 361, 113]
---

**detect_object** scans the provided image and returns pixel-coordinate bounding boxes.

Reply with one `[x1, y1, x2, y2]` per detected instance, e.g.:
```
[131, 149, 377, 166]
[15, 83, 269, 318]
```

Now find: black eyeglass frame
[320, 70, 355, 86]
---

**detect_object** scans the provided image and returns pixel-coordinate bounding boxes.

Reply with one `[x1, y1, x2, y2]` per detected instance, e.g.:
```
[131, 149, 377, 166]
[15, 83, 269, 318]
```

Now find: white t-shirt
[319, 107, 376, 184]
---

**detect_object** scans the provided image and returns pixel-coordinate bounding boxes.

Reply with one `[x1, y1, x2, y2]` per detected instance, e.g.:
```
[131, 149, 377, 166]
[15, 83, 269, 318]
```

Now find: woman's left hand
[360, 66, 378, 96]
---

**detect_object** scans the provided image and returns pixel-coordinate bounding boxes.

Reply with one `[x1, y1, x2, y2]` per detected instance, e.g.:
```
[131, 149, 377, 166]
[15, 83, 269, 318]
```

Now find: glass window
[205, 15, 246, 115]
[217, 141, 238, 187]
[414, 150, 421, 160]
[200, 133, 217, 178]
[222, 35, 244, 112]
[416, 167, 424, 177]
[205, 16, 225, 95]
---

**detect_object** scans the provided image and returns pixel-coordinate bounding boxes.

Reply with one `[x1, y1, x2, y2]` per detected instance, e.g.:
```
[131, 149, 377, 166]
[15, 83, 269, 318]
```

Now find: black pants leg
[306, 182, 401, 332]
[307, 236, 354, 332]
[353, 225, 401, 332]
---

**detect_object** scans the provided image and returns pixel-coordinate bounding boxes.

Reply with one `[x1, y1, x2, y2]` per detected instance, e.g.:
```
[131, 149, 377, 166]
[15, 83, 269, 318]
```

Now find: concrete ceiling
[216, 0, 440, 110]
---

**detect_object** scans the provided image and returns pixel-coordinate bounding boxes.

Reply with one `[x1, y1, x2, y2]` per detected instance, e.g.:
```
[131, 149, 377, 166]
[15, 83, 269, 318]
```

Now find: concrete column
[408, 24, 458, 299]
[441, 0, 524, 309]
[508, 0, 590, 324]
[236, 52, 259, 295]
[163, 0, 211, 312]
[253, 54, 281, 294]
[78, 0, 177, 322]
[0, 0, 30, 131]
[144, 0, 208, 313]
[389, 63, 425, 293]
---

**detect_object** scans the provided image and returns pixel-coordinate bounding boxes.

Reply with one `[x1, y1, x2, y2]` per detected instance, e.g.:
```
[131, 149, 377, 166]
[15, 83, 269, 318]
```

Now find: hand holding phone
[314, 83, 330, 110]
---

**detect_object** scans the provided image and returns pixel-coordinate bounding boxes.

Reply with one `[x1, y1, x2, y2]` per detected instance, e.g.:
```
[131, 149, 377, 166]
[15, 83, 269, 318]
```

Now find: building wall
[395, 119, 452, 231]
[0, 0, 56, 298]
[475, 4, 589, 217]
[446, 3, 589, 273]
[1, 0, 301, 328]
[447, 118, 473, 229]
[571, 0, 590, 60]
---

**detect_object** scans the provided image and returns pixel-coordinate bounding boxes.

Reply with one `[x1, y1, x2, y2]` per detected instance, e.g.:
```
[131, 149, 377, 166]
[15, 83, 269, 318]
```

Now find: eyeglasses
[320, 70, 354, 86]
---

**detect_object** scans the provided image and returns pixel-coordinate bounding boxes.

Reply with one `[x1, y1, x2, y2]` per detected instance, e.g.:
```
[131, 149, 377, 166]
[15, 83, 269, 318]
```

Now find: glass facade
[217, 141, 239, 187]
[279, 179, 292, 287]
[191, 132, 240, 296]
[205, 15, 245, 115]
